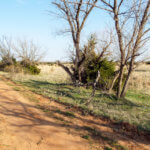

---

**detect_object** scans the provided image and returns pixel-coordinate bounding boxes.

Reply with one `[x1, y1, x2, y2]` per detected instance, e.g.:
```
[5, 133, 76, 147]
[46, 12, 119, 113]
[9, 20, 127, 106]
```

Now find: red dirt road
[0, 80, 89, 150]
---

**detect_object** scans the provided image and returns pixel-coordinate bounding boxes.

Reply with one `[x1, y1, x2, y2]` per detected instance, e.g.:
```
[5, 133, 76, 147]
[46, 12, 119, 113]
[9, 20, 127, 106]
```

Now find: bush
[3, 65, 22, 73]
[0, 59, 41, 75]
[3, 65, 15, 72]
[2, 56, 17, 66]
[146, 61, 150, 65]
[99, 59, 116, 89]
[0, 56, 17, 70]
[0, 57, 19, 72]
[23, 64, 41, 75]
[28, 65, 41, 75]
[19, 60, 41, 75]
[81, 57, 115, 89]
[79, 34, 116, 89]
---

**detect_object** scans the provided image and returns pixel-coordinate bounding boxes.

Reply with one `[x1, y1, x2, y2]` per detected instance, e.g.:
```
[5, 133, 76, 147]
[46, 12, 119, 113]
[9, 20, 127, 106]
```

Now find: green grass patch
[104, 147, 112, 150]
[81, 135, 90, 140]
[55, 109, 76, 118]
[82, 126, 127, 150]
[13, 87, 21, 91]
[109, 141, 128, 150]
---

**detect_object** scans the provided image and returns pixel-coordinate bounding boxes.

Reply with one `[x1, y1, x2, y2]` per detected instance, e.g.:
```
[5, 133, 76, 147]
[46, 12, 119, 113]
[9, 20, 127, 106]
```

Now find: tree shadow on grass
[20, 80, 150, 112]
[21, 80, 87, 104]
[96, 93, 148, 108]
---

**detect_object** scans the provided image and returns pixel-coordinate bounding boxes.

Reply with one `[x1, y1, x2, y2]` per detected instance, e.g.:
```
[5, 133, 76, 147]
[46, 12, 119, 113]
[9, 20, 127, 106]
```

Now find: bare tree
[99, 0, 150, 98]
[0, 36, 15, 66]
[14, 39, 44, 66]
[52, 0, 98, 84]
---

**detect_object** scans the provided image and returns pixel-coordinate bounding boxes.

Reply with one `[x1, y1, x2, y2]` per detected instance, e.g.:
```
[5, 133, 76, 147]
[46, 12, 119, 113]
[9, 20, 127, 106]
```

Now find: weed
[81, 135, 90, 140]
[43, 108, 50, 113]
[13, 87, 21, 91]
[104, 146, 112, 150]
[82, 126, 127, 149]
[63, 111, 75, 118]
[109, 141, 128, 150]
[83, 126, 111, 141]
[55, 109, 76, 118]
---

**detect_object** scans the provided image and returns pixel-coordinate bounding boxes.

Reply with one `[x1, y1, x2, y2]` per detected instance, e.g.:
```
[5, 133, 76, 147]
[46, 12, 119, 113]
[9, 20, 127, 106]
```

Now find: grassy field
[1, 63, 150, 132]
[129, 64, 150, 94]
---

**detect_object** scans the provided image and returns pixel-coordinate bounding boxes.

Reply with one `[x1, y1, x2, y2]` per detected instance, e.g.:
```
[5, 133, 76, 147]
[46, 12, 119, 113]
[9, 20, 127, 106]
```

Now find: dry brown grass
[128, 64, 150, 94]
[39, 63, 150, 94]
[38, 64, 70, 82]
[2, 64, 70, 83]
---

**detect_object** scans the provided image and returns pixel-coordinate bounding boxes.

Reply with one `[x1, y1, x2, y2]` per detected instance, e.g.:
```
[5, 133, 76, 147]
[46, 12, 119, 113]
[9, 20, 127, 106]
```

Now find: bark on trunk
[117, 64, 124, 98]
[75, 34, 83, 83]
[120, 71, 131, 98]
[120, 60, 134, 98]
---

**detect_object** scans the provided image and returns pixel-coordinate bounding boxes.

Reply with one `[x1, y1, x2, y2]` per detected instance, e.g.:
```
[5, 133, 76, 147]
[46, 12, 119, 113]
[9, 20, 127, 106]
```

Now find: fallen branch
[86, 71, 100, 105]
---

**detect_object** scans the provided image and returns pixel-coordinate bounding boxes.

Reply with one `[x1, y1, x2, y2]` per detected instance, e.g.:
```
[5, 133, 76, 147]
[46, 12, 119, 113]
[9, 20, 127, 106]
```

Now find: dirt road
[0, 80, 89, 150]
[0, 79, 149, 150]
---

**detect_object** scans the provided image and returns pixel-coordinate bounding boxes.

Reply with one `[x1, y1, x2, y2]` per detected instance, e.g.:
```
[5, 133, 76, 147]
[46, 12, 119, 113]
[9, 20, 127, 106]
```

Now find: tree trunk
[116, 64, 124, 99]
[120, 0, 150, 98]
[120, 60, 134, 98]
[108, 72, 119, 94]
[75, 34, 82, 83]
[120, 71, 131, 98]
[57, 61, 76, 83]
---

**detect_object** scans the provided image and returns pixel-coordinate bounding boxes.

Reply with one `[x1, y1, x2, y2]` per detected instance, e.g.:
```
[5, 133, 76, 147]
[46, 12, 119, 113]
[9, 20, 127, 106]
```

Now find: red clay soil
[0, 79, 149, 150]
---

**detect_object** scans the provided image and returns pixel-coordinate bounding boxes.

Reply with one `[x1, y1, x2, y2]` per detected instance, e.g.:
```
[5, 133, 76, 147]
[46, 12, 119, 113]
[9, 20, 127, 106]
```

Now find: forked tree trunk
[117, 64, 124, 98]
[120, 60, 134, 98]
[120, 71, 131, 98]
[99, 0, 150, 99]
[52, 0, 98, 85]
[121, 0, 150, 98]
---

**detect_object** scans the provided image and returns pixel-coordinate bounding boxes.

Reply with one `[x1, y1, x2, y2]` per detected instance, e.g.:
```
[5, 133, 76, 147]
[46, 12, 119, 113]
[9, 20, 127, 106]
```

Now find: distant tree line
[0, 36, 42, 75]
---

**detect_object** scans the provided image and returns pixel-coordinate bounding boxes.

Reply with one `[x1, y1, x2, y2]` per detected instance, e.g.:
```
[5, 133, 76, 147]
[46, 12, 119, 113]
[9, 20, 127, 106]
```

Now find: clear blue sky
[0, 0, 110, 61]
